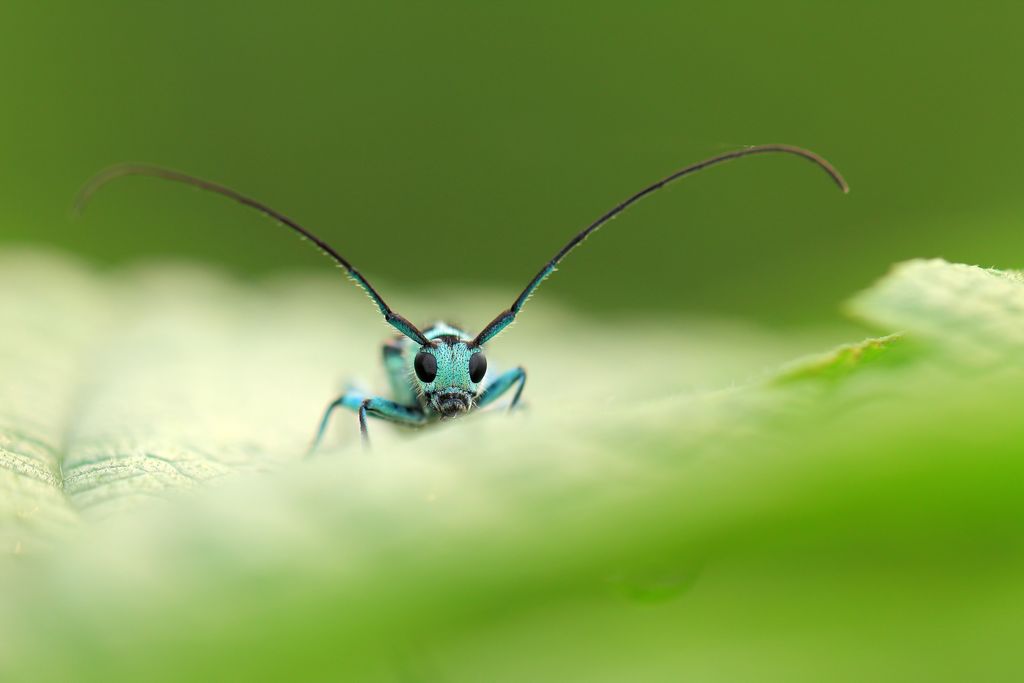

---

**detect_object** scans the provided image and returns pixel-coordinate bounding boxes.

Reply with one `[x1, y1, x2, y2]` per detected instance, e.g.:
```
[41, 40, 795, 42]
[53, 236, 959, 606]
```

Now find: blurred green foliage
[2, 2, 1023, 325]
[4, 5, 1024, 677]
[2, 252, 1024, 681]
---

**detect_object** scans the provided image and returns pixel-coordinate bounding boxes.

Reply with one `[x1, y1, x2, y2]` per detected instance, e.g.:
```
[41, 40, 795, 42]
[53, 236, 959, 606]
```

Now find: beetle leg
[308, 392, 424, 454]
[475, 367, 527, 411]
[357, 397, 427, 449]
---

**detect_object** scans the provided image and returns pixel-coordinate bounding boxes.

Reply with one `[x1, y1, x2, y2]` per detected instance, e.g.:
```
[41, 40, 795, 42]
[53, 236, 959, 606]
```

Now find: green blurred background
[2, 1, 1022, 325]
[4, 6, 1024, 680]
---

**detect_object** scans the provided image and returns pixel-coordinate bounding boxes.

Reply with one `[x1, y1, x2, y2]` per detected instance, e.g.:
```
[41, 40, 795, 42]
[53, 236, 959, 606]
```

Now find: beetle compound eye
[468, 352, 487, 383]
[414, 351, 437, 383]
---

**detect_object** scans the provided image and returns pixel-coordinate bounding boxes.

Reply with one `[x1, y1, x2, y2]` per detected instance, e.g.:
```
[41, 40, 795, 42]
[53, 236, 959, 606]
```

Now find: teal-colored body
[77, 145, 847, 450]
[311, 322, 526, 446]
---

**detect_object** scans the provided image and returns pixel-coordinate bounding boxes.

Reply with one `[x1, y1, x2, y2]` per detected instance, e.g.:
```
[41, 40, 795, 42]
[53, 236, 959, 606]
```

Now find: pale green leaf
[848, 258, 1024, 365]
[1, 251, 1022, 683]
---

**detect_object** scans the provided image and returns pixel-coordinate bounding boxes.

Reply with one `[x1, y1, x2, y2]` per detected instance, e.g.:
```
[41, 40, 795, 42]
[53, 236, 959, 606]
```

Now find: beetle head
[413, 336, 488, 417]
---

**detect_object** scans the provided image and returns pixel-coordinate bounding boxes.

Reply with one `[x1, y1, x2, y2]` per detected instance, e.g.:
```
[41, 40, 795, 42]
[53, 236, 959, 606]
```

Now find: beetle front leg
[309, 392, 424, 453]
[476, 367, 527, 411]
[357, 397, 427, 449]
[308, 390, 366, 455]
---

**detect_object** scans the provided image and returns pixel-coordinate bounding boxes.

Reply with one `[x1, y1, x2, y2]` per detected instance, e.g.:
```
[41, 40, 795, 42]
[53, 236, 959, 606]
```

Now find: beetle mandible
[77, 145, 848, 449]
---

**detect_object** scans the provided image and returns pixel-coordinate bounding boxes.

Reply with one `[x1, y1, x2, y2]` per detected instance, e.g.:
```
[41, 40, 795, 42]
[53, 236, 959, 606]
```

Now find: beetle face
[413, 338, 487, 417]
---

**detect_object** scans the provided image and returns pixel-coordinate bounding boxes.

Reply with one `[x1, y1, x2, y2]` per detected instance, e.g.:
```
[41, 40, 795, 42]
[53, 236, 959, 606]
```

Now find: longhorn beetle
[77, 145, 848, 449]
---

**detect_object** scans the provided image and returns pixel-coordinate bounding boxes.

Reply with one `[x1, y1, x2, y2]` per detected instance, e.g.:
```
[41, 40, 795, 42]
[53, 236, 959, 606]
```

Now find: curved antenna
[473, 144, 849, 345]
[75, 164, 432, 346]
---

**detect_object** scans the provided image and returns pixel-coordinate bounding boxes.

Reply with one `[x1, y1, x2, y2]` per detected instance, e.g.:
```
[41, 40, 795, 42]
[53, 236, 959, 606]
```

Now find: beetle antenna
[473, 144, 849, 345]
[75, 164, 431, 345]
